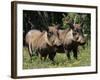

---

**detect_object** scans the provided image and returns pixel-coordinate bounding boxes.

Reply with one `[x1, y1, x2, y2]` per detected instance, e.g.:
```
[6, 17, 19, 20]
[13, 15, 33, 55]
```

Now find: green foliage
[23, 41, 91, 69]
[61, 13, 91, 41]
[23, 11, 90, 30]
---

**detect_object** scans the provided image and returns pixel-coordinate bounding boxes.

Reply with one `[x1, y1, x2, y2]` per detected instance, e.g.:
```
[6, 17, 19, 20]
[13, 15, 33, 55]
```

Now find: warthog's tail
[28, 43, 33, 58]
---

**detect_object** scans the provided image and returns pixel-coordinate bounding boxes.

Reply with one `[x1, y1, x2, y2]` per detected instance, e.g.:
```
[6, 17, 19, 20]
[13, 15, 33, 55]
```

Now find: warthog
[48, 23, 86, 60]
[25, 28, 61, 61]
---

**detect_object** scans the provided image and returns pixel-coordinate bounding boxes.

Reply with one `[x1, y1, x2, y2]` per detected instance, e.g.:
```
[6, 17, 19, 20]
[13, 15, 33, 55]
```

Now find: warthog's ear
[47, 32, 53, 38]
[55, 24, 61, 29]
[43, 27, 49, 32]
[68, 23, 74, 29]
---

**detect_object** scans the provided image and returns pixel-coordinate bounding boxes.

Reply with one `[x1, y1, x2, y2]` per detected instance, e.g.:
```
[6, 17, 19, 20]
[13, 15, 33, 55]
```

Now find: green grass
[23, 43, 91, 69]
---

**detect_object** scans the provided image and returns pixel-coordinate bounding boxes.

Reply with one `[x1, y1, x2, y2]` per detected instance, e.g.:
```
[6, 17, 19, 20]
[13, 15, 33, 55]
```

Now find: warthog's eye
[76, 29, 79, 32]
[74, 29, 79, 32]
[75, 29, 82, 33]
[73, 32, 77, 36]
[47, 32, 53, 37]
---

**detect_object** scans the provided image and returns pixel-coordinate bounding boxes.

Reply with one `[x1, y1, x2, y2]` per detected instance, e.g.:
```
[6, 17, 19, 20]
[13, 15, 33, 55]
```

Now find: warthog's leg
[48, 52, 56, 62]
[28, 43, 33, 61]
[40, 54, 47, 61]
[43, 56, 47, 61]
[39, 51, 48, 61]
[64, 47, 71, 60]
[40, 56, 47, 61]
[35, 50, 39, 56]
[65, 49, 71, 60]
[73, 48, 78, 60]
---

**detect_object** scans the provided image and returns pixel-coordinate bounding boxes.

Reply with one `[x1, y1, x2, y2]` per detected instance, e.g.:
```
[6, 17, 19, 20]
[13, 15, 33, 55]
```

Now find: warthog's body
[48, 23, 86, 60]
[57, 23, 86, 60]
[25, 28, 61, 61]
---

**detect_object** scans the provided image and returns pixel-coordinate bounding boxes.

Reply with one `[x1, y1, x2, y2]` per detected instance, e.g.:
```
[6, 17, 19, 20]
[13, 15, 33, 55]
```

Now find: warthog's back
[58, 29, 73, 45]
[25, 30, 52, 49]
[25, 30, 42, 45]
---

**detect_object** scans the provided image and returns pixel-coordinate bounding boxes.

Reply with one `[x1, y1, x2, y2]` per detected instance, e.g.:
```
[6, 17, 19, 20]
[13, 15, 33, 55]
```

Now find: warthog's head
[69, 23, 86, 45]
[47, 26, 62, 47]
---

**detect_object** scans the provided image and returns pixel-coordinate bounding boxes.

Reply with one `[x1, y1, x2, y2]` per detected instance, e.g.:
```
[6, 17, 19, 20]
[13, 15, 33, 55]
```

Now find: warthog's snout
[77, 36, 86, 45]
[53, 37, 62, 47]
